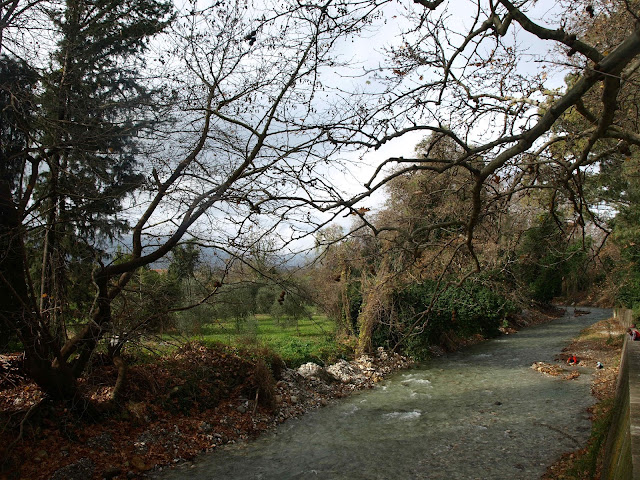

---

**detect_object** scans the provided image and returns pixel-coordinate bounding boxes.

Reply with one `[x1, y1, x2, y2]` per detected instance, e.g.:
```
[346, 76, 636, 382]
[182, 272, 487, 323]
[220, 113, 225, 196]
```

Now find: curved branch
[498, 0, 604, 63]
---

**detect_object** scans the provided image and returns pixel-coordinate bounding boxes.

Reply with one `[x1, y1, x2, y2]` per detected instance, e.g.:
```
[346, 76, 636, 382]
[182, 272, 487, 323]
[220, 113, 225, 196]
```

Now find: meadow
[181, 313, 348, 368]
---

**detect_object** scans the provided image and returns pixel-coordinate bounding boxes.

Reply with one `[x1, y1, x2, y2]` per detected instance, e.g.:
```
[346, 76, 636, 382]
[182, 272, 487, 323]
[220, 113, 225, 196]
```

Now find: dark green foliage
[616, 271, 640, 311]
[0, 55, 37, 351]
[0, 55, 37, 191]
[112, 267, 181, 335]
[564, 242, 592, 295]
[167, 242, 203, 332]
[22, 0, 175, 349]
[210, 277, 314, 331]
[270, 290, 311, 326]
[38, 0, 173, 242]
[255, 286, 277, 314]
[344, 280, 363, 334]
[610, 170, 640, 309]
[168, 242, 201, 280]
[514, 214, 591, 304]
[374, 281, 517, 360]
[212, 284, 258, 331]
[515, 215, 566, 303]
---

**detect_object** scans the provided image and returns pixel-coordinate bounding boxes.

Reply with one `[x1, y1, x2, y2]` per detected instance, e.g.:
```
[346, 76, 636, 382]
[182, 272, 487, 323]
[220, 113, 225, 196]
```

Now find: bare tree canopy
[306, 0, 640, 353]
[327, 0, 640, 265]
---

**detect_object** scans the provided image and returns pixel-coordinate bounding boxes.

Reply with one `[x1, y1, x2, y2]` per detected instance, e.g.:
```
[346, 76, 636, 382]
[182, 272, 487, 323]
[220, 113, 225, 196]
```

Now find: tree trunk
[110, 354, 127, 403]
[40, 155, 66, 346]
[0, 180, 77, 400]
[59, 272, 112, 377]
[340, 268, 356, 336]
[356, 264, 394, 356]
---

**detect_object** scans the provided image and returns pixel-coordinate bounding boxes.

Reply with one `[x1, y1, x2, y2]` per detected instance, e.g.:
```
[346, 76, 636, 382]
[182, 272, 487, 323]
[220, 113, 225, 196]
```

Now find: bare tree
[0, 0, 381, 403]
[304, 0, 640, 351]
[322, 0, 640, 277]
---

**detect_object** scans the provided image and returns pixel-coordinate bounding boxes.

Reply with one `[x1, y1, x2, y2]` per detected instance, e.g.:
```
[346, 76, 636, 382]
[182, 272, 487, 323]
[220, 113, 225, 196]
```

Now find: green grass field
[190, 314, 349, 368]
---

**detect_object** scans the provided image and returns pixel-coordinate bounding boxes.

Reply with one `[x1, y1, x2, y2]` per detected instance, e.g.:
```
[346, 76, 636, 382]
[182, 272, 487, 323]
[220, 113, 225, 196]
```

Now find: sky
[20, 0, 575, 258]
[315, 0, 570, 217]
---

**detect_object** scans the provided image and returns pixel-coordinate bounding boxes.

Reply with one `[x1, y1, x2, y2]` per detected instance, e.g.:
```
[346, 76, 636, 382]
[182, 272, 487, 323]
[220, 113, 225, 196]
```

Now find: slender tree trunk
[356, 262, 393, 356]
[41, 0, 78, 345]
[40, 153, 66, 345]
[110, 354, 127, 403]
[60, 272, 113, 377]
[340, 267, 356, 336]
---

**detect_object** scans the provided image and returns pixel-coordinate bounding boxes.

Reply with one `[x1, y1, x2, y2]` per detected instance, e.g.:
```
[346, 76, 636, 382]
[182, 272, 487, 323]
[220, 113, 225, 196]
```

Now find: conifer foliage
[0, 0, 173, 400]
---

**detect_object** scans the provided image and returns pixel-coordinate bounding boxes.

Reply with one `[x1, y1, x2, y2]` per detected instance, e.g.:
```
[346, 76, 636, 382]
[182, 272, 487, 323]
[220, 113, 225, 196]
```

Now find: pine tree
[0, 0, 173, 399]
[0, 55, 38, 350]
[35, 0, 173, 342]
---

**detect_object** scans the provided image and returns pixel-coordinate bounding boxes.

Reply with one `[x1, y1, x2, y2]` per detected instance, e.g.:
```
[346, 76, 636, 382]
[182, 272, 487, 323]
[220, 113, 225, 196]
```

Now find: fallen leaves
[0, 344, 273, 479]
[0, 343, 411, 479]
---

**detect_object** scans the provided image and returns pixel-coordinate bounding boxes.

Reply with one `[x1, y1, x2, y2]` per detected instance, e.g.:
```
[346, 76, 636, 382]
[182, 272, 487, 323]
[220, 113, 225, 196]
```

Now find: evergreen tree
[0, 0, 173, 398]
[168, 241, 201, 280]
[0, 55, 38, 351]
[168, 240, 201, 304]
[35, 0, 173, 339]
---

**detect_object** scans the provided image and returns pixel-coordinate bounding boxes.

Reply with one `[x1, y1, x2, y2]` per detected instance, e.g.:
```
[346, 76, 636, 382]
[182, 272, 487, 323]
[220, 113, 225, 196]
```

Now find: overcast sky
[321, 0, 569, 212]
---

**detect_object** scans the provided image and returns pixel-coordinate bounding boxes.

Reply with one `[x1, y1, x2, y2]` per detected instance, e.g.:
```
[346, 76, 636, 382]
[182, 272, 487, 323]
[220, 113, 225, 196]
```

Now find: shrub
[157, 343, 254, 414]
[249, 359, 277, 411]
[375, 280, 518, 360]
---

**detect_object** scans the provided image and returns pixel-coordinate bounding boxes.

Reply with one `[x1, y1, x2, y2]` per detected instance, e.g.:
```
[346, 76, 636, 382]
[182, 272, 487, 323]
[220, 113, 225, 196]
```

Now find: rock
[50, 458, 95, 480]
[297, 362, 323, 377]
[198, 421, 212, 433]
[134, 430, 158, 454]
[87, 432, 114, 452]
[297, 362, 337, 382]
[326, 359, 367, 384]
[289, 395, 298, 404]
[237, 404, 247, 414]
